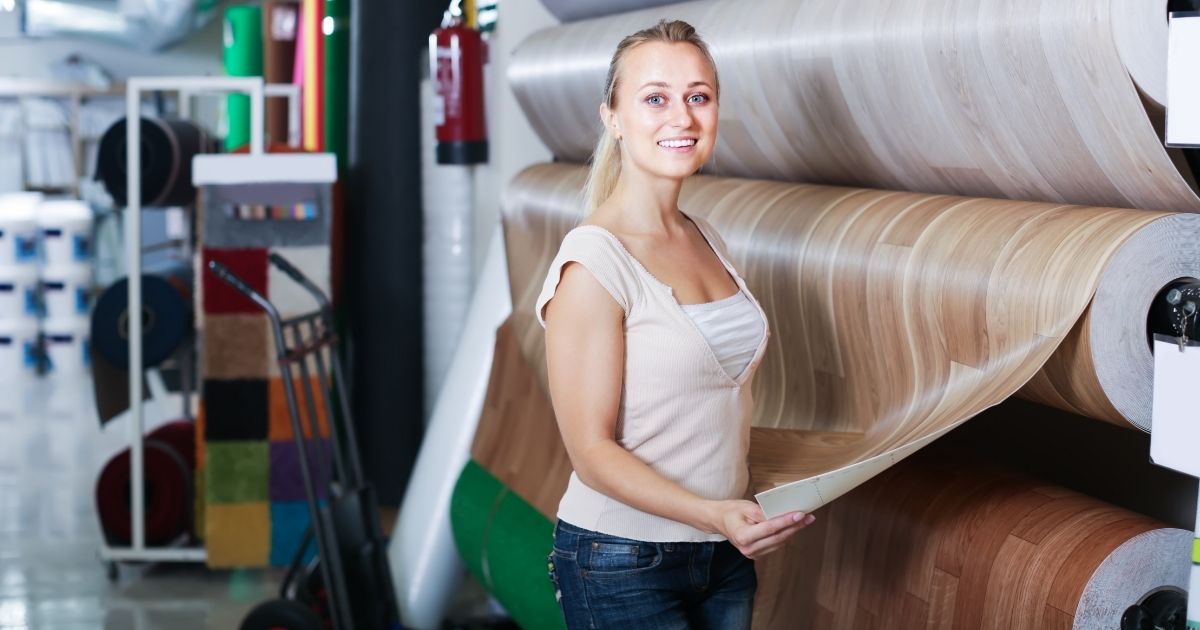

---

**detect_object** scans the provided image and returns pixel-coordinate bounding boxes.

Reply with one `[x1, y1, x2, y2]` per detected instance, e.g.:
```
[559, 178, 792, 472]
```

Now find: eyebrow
[638, 81, 714, 91]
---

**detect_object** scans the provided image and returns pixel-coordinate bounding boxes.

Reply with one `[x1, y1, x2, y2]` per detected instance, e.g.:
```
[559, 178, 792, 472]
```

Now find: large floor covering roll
[469, 318, 1191, 629]
[752, 449, 1191, 630]
[502, 163, 1200, 513]
[509, 0, 1196, 211]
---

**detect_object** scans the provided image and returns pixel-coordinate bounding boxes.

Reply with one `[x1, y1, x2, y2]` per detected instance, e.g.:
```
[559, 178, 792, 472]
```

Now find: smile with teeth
[658, 138, 696, 148]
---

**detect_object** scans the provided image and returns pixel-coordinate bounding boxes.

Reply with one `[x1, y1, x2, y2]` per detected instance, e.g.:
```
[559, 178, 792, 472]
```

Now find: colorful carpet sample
[200, 236, 331, 567]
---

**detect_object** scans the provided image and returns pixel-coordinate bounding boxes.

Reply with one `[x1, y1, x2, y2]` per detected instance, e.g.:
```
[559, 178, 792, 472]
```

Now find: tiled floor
[0, 373, 279, 630]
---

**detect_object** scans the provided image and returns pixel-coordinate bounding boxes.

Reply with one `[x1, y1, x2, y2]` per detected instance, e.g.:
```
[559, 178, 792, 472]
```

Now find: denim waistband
[556, 519, 719, 549]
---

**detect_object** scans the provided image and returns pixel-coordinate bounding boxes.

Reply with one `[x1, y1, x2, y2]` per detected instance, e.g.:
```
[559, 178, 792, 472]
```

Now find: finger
[736, 511, 807, 545]
[742, 517, 814, 557]
[739, 522, 805, 558]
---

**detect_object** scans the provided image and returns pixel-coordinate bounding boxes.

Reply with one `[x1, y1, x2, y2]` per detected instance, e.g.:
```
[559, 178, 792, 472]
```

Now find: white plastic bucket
[42, 316, 89, 375]
[40, 264, 91, 319]
[38, 200, 93, 266]
[0, 193, 43, 265]
[0, 265, 41, 319]
[0, 318, 41, 379]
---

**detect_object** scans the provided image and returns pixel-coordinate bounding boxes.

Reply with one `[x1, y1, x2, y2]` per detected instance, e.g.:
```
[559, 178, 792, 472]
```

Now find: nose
[668, 98, 694, 129]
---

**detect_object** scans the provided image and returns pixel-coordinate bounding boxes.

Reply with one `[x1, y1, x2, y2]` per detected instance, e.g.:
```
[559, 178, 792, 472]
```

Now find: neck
[605, 167, 686, 235]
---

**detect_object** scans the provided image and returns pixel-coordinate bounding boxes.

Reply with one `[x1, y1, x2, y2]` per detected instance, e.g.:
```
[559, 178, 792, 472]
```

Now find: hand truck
[208, 253, 401, 630]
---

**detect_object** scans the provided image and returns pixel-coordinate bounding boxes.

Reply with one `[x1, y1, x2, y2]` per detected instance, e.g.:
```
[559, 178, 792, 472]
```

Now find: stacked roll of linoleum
[447, 0, 1200, 626]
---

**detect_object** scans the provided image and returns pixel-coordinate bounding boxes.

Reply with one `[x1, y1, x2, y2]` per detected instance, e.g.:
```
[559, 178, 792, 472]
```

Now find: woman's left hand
[710, 499, 815, 559]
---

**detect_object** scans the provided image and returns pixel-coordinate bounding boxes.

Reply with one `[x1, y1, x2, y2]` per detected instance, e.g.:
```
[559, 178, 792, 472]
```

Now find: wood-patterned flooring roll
[472, 318, 1191, 630]
[508, 0, 1198, 211]
[503, 163, 1200, 514]
[752, 451, 1191, 630]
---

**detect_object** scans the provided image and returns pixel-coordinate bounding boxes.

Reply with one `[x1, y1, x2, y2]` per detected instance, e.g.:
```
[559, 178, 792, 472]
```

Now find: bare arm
[543, 262, 813, 557]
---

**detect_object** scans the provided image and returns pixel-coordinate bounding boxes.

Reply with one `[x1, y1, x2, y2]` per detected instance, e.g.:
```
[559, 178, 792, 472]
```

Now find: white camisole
[679, 291, 766, 380]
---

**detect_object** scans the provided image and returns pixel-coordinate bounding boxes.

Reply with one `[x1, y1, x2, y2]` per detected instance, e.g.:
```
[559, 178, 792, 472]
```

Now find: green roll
[323, 0, 350, 166]
[223, 5, 264, 151]
[450, 460, 565, 630]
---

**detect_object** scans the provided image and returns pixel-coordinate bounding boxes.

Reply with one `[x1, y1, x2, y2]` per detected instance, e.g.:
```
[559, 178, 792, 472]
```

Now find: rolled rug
[94, 438, 192, 546]
[90, 266, 192, 370]
[94, 117, 217, 208]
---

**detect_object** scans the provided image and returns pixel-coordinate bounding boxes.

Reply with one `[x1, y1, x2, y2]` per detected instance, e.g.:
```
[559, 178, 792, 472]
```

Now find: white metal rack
[101, 76, 266, 565]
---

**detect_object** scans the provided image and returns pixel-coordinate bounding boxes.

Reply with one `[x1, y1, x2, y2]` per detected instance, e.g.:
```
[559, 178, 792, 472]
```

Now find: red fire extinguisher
[430, 12, 488, 165]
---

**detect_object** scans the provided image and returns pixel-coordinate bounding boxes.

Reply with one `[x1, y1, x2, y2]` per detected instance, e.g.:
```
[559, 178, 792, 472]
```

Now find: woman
[535, 19, 814, 629]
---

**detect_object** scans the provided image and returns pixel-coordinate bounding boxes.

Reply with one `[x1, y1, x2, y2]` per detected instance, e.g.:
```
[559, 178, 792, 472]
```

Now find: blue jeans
[547, 520, 756, 629]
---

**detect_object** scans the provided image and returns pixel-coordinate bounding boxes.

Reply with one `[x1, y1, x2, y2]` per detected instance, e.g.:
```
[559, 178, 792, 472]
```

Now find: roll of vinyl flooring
[752, 451, 1192, 630]
[537, 0, 688, 23]
[390, 227, 512, 630]
[450, 460, 565, 630]
[508, 0, 1195, 211]
[95, 438, 192, 546]
[90, 268, 192, 370]
[502, 164, 1200, 515]
[224, 5, 264, 152]
[95, 117, 216, 208]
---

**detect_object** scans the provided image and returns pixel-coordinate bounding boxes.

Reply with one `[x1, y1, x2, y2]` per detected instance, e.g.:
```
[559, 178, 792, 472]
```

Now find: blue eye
[646, 94, 665, 106]
[688, 93, 709, 104]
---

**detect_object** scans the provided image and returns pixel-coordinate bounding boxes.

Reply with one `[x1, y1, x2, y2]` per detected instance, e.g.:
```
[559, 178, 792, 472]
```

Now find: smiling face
[602, 41, 719, 183]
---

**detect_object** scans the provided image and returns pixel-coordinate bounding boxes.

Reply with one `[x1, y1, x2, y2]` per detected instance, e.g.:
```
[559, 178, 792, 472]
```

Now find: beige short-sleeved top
[535, 214, 770, 542]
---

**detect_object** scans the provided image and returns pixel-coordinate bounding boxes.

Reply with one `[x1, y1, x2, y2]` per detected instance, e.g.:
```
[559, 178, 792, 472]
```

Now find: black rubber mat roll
[95, 117, 216, 208]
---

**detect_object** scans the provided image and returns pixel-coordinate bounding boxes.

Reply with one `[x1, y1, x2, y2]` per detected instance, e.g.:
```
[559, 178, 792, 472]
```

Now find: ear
[599, 103, 620, 139]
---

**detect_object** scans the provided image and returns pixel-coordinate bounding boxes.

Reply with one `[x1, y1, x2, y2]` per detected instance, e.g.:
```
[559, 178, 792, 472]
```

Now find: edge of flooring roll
[1090, 214, 1200, 430]
[1075, 528, 1192, 629]
[1113, 0, 1168, 106]
[1020, 213, 1200, 430]
[389, 227, 512, 630]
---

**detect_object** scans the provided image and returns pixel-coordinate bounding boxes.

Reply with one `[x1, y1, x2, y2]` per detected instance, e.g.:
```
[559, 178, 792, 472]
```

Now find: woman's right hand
[709, 499, 815, 559]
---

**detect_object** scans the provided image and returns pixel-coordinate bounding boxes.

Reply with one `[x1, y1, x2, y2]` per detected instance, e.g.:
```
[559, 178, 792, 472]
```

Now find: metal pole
[125, 80, 146, 551]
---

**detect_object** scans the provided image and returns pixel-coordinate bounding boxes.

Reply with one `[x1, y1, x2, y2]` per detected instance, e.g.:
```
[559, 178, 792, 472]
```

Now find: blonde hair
[581, 19, 720, 213]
